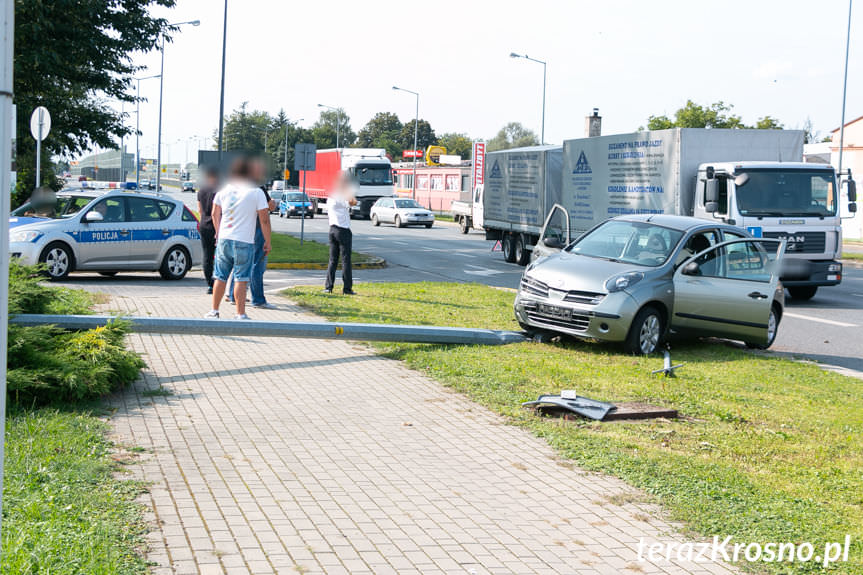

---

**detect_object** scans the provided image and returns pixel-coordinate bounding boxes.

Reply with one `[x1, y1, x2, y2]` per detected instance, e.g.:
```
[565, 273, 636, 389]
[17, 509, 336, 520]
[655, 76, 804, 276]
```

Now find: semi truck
[300, 148, 393, 219]
[453, 128, 857, 299]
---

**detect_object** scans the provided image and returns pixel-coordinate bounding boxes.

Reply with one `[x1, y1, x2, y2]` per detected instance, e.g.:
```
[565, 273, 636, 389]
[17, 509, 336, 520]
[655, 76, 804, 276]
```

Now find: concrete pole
[156, 34, 165, 194]
[217, 0, 228, 162]
[838, 0, 853, 183]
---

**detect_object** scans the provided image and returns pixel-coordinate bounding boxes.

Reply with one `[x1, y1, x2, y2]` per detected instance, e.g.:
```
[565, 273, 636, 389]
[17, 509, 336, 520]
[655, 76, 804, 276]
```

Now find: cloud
[752, 60, 794, 80]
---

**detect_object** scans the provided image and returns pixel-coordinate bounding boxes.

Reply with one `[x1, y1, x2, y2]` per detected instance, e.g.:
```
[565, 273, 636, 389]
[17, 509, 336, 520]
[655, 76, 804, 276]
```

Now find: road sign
[29, 106, 51, 141]
[403, 149, 423, 158]
[283, 169, 290, 179]
[294, 143, 316, 171]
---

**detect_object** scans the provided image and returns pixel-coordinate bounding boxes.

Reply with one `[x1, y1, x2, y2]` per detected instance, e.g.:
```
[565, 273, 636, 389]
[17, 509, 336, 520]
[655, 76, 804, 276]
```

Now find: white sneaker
[203, 310, 219, 319]
[235, 314, 251, 320]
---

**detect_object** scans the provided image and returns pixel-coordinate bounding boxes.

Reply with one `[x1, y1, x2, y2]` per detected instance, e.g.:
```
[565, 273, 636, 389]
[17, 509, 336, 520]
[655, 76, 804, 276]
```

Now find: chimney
[585, 108, 602, 137]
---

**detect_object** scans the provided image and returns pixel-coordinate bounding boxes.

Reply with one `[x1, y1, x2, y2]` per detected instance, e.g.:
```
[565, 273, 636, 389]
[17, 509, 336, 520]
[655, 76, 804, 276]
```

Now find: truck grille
[520, 277, 548, 298]
[523, 302, 590, 332]
[563, 290, 605, 305]
[762, 231, 826, 254]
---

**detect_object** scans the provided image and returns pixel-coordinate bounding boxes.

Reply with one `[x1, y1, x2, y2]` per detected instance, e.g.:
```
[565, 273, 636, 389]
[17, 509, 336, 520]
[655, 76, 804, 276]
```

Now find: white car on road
[370, 197, 434, 228]
[10, 189, 202, 280]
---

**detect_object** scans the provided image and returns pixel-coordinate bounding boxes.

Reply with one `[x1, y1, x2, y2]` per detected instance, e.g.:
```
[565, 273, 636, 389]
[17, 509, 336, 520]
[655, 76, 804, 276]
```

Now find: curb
[267, 257, 386, 270]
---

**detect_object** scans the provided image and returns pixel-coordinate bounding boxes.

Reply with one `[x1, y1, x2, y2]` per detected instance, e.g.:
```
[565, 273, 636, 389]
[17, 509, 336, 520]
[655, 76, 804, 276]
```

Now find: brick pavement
[88, 275, 737, 575]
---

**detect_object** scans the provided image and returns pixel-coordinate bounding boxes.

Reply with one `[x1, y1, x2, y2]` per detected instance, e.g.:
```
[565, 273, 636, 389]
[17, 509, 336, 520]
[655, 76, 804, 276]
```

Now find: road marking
[463, 265, 509, 276]
[783, 312, 859, 327]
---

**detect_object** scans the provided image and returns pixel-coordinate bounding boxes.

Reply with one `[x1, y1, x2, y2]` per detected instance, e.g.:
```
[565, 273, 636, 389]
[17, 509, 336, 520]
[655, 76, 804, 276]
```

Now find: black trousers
[200, 225, 217, 286]
[326, 225, 352, 291]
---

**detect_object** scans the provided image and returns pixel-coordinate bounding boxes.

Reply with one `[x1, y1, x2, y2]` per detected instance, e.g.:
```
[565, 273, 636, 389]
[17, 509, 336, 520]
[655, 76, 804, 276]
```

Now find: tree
[13, 0, 175, 205]
[220, 102, 273, 155]
[754, 116, 783, 130]
[643, 100, 782, 132]
[398, 119, 437, 153]
[487, 122, 539, 151]
[437, 132, 473, 159]
[310, 108, 355, 149]
[358, 112, 402, 147]
[802, 117, 819, 144]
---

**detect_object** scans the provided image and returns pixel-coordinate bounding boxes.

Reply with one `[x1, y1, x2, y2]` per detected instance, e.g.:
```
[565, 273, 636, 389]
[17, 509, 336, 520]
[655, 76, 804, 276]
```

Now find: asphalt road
[166, 187, 863, 375]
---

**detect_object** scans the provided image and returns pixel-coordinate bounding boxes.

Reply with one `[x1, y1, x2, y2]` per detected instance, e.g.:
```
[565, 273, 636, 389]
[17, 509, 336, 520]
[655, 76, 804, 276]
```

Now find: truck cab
[696, 161, 857, 299]
[340, 150, 394, 219]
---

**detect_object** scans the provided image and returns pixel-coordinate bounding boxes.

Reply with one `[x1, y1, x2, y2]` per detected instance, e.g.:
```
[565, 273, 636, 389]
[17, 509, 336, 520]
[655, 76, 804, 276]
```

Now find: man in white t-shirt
[325, 172, 358, 294]
[205, 158, 271, 319]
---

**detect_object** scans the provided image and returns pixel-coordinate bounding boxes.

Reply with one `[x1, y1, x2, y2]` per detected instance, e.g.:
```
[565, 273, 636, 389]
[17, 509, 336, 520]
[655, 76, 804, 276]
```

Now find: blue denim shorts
[214, 239, 254, 283]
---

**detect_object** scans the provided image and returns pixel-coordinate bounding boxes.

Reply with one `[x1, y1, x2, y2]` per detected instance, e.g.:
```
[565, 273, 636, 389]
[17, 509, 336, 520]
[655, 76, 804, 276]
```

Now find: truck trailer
[299, 148, 393, 219]
[454, 128, 857, 299]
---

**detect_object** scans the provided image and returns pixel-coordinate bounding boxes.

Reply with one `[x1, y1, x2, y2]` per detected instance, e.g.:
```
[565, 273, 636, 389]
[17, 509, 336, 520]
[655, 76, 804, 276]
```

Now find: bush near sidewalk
[286, 282, 863, 575]
[3, 261, 149, 574]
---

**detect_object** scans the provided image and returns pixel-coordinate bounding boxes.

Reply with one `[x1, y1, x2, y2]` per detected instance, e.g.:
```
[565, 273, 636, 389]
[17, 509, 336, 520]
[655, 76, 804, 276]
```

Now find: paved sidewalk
[95, 276, 735, 575]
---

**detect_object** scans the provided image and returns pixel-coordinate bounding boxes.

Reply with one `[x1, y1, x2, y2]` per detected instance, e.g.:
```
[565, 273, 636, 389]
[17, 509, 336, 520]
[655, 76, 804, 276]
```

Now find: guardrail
[11, 315, 527, 346]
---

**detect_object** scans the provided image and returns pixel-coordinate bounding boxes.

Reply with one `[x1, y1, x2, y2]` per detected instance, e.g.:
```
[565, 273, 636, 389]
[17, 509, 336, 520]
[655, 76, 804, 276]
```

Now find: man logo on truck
[573, 151, 592, 174]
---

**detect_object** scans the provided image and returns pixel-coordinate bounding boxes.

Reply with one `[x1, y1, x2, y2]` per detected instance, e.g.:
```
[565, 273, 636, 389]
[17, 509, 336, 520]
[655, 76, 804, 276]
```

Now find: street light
[134, 74, 160, 186]
[217, 0, 228, 162]
[393, 86, 419, 200]
[156, 19, 200, 193]
[838, 0, 853, 191]
[317, 103, 341, 149]
[510, 52, 546, 145]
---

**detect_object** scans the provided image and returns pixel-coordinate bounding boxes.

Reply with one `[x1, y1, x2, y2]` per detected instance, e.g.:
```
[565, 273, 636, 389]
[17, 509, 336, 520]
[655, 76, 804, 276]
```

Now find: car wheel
[502, 233, 517, 263]
[788, 286, 817, 300]
[39, 242, 74, 280]
[395, 215, 404, 228]
[372, 214, 380, 226]
[308, 212, 314, 219]
[98, 271, 118, 277]
[425, 223, 433, 229]
[514, 234, 530, 266]
[459, 216, 470, 234]
[159, 246, 191, 280]
[624, 305, 664, 355]
[746, 305, 780, 350]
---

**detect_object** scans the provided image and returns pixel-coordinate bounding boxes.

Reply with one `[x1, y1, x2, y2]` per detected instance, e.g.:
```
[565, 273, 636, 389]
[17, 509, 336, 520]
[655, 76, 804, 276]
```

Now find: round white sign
[30, 106, 51, 141]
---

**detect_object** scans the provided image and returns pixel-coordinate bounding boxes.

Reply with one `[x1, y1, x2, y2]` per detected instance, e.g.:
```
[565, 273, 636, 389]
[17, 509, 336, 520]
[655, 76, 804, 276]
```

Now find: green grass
[285, 282, 863, 574]
[2, 409, 148, 574]
[433, 212, 455, 222]
[843, 252, 863, 261]
[268, 232, 374, 265]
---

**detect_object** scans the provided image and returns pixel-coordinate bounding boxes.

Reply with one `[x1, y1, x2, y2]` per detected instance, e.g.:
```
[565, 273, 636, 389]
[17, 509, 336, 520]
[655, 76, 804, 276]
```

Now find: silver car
[9, 189, 203, 280]
[515, 213, 786, 354]
[371, 197, 435, 228]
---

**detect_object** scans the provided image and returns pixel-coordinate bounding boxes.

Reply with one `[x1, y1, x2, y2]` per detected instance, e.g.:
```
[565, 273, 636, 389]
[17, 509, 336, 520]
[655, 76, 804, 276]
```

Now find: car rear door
[533, 204, 570, 261]
[672, 239, 785, 343]
[74, 196, 131, 268]
[126, 196, 177, 266]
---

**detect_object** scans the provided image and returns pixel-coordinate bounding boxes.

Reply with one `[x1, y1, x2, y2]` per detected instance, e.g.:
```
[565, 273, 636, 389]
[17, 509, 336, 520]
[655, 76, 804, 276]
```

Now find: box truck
[454, 129, 857, 299]
[300, 148, 393, 219]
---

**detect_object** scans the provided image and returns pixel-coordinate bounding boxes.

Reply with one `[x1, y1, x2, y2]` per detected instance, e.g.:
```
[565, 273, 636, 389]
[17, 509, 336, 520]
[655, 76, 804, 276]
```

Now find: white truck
[301, 148, 394, 219]
[454, 129, 857, 299]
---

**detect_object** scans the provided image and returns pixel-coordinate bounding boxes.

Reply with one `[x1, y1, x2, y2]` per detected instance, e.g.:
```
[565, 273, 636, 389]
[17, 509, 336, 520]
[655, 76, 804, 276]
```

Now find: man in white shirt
[205, 158, 272, 319]
[324, 172, 358, 294]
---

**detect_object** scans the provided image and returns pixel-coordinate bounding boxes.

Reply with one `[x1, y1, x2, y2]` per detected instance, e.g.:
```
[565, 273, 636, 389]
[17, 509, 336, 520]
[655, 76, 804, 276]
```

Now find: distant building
[392, 161, 473, 212]
[70, 149, 136, 182]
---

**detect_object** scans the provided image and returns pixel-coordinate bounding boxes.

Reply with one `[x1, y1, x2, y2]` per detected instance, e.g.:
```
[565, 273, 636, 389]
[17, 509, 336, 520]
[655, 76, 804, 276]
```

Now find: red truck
[300, 148, 394, 219]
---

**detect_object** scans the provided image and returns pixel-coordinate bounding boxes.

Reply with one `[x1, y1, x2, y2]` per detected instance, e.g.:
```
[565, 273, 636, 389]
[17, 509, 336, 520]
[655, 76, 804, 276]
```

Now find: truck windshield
[356, 165, 393, 186]
[568, 220, 684, 267]
[736, 169, 836, 217]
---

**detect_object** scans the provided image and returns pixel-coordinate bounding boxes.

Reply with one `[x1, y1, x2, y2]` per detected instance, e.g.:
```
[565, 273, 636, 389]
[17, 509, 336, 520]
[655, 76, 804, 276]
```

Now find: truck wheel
[459, 216, 470, 234]
[788, 286, 817, 300]
[39, 242, 74, 280]
[372, 214, 380, 226]
[395, 215, 404, 228]
[514, 234, 530, 266]
[624, 306, 664, 355]
[502, 233, 517, 263]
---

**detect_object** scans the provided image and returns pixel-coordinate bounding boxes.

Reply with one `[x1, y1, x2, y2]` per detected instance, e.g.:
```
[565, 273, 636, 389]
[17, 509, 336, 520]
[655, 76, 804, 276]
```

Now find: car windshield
[11, 195, 93, 219]
[395, 199, 422, 209]
[356, 165, 393, 185]
[568, 220, 685, 267]
[736, 169, 837, 217]
[284, 193, 309, 202]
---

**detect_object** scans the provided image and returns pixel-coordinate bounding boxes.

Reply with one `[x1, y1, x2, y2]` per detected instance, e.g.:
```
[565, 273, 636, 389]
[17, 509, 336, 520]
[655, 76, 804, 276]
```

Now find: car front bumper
[513, 289, 639, 342]
[404, 215, 434, 224]
[9, 240, 43, 265]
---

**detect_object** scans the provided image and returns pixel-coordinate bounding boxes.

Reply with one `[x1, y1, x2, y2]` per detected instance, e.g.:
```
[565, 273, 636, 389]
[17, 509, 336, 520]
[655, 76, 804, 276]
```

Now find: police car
[10, 189, 203, 280]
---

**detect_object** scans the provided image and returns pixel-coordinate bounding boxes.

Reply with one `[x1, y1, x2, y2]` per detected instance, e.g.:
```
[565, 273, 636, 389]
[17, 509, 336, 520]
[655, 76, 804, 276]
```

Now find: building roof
[831, 114, 863, 133]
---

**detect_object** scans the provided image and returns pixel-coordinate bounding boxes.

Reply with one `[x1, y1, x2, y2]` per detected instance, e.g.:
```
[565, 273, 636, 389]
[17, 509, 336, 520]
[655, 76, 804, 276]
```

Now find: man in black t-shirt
[196, 167, 220, 294]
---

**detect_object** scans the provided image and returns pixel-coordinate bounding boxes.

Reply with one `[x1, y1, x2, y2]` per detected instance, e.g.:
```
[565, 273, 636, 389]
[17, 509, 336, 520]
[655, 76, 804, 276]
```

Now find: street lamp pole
[217, 0, 228, 163]
[317, 104, 341, 149]
[156, 19, 199, 194]
[393, 86, 419, 200]
[838, 0, 853, 184]
[510, 52, 547, 145]
[135, 74, 159, 186]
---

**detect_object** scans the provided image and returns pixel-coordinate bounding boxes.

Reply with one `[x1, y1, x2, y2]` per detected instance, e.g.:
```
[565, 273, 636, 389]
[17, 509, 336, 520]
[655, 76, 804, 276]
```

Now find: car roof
[612, 213, 741, 233]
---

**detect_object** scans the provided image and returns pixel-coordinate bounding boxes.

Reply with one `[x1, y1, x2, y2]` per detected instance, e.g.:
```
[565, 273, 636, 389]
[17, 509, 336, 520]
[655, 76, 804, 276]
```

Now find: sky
[114, 0, 861, 164]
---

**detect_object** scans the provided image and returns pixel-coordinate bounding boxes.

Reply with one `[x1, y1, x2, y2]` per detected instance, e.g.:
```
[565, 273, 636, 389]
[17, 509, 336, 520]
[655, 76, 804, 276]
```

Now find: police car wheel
[39, 242, 74, 280]
[159, 246, 191, 280]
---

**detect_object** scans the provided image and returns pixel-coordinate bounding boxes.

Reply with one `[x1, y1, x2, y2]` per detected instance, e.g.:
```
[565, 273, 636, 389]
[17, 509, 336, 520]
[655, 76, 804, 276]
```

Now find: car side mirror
[847, 179, 857, 202]
[849, 202, 857, 213]
[682, 261, 701, 276]
[84, 211, 104, 222]
[705, 201, 718, 214]
[543, 237, 564, 249]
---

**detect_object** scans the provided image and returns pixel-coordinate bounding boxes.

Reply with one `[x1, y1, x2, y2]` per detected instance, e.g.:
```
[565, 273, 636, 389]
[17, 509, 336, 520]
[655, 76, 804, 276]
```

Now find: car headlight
[605, 271, 644, 293]
[10, 230, 43, 243]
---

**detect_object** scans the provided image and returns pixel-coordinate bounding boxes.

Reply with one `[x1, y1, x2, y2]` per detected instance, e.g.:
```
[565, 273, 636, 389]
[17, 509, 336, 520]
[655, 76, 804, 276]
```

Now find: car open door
[672, 238, 785, 345]
[532, 204, 570, 261]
